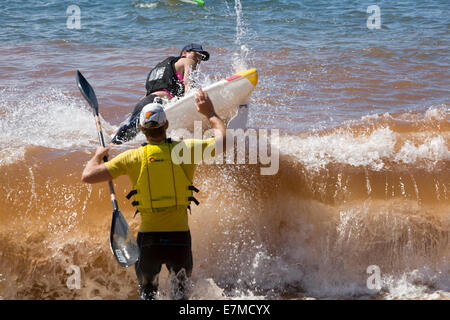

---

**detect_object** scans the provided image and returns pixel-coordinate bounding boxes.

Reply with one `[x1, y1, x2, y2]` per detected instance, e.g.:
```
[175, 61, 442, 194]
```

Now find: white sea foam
[280, 124, 449, 171]
[0, 146, 26, 167]
[280, 127, 397, 171]
[394, 136, 449, 164]
[424, 105, 449, 121]
[0, 88, 117, 166]
[133, 2, 157, 9]
[382, 266, 450, 300]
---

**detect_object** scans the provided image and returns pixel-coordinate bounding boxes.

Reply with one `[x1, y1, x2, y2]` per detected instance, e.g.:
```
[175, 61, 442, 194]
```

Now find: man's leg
[111, 94, 159, 144]
[135, 232, 163, 300]
[165, 232, 193, 300]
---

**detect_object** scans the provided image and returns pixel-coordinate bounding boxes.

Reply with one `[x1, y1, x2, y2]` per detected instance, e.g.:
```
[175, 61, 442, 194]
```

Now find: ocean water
[0, 0, 448, 300]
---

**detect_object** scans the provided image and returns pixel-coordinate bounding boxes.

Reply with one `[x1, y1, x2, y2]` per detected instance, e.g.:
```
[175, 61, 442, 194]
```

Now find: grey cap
[139, 103, 167, 128]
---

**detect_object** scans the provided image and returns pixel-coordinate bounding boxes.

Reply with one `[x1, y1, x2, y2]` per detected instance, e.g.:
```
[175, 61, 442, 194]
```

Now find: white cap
[139, 103, 167, 128]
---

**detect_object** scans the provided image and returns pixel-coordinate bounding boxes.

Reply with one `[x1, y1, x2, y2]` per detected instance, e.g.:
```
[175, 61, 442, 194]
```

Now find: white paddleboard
[164, 68, 258, 129]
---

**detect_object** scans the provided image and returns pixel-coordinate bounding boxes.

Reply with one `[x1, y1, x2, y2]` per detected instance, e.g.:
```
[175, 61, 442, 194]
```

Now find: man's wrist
[93, 153, 104, 164]
[205, 110, 216, 119]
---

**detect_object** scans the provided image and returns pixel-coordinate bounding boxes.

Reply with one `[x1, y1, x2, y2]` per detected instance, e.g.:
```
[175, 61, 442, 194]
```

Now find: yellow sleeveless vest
[127, 140, 199, 213]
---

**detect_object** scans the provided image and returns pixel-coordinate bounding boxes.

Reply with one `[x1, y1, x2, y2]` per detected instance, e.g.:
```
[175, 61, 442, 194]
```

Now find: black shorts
[134, 231, 193, 299]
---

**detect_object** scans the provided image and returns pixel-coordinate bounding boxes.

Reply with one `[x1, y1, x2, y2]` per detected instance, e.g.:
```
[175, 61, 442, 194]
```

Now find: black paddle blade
[76, 70, 99, 115]
[110, 209, 140, 267]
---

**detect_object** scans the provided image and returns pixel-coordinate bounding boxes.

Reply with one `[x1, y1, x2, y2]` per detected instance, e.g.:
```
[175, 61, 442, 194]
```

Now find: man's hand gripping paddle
[76, 70, 139, 267]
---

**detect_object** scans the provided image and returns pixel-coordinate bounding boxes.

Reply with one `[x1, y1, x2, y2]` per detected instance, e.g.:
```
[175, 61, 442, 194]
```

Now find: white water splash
[394, 136, 449, 164]
[280, 127, 397, 171]
[280, 107, 449, 171]
[0, 88, 117, 166]
[231, 0, 250, 72]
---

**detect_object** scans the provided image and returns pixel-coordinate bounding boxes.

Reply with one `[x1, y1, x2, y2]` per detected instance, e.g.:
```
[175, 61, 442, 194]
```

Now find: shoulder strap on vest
[125, 138, 201, 212]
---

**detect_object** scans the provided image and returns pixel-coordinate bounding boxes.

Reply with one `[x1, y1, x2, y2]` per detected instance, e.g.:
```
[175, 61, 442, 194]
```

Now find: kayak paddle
[76, 70, 139, 267]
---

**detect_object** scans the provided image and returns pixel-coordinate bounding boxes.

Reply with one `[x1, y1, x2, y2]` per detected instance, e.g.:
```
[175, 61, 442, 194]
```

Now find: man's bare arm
[194, 89, 227, 153]
[81, 147, 113, 184]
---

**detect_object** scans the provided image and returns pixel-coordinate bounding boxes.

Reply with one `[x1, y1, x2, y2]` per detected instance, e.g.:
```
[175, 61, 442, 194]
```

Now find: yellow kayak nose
[235, 68, 258, 87]
[226, 68, 258, 87]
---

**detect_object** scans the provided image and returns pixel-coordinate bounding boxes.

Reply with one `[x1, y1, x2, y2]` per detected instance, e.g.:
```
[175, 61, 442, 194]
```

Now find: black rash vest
[145, 56, 185, 98]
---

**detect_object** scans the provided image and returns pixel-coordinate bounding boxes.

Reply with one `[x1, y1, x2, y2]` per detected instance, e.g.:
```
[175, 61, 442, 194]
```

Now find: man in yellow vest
[81, 88, 226, 300]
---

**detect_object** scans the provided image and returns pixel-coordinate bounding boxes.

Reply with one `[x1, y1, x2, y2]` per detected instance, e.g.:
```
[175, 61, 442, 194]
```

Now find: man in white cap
[81, 88, 225, 300]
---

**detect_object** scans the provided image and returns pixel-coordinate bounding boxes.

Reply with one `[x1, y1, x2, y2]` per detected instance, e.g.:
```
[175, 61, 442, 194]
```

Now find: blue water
[1, 0, 449, 51]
